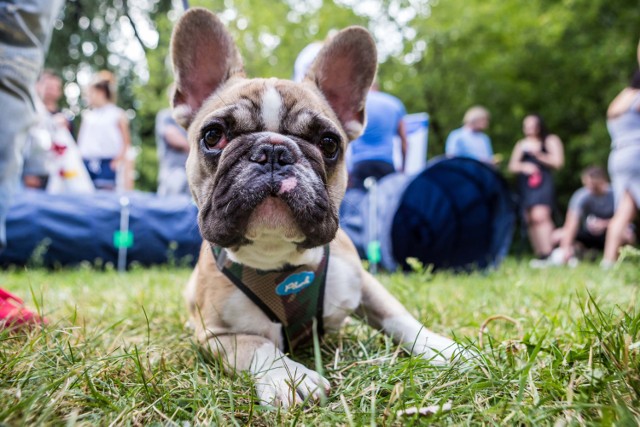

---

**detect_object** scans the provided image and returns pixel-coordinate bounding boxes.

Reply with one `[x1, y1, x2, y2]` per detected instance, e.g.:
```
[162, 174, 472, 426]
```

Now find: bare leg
[603, 191, 637, 262]
[550, 227, 564, 247]
[524, 210, 541, 255]
[527, 205, 554, 256]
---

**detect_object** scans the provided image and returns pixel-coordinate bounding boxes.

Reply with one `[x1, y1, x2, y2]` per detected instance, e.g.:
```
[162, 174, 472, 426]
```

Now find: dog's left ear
[305, 27, 377, 140]
[170, 8, 244, 128]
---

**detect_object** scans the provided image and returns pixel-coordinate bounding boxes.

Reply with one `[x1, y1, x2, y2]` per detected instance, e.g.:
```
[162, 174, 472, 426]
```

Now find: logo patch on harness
[276, 272, 315, 296]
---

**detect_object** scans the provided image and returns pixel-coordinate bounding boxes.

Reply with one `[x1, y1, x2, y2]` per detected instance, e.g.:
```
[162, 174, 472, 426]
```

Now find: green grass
[1, 254, 639, 426]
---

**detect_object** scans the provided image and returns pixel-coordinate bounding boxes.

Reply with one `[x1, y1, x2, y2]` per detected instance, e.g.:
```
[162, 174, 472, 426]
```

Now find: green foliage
[46, 0, 640, 203]
[393, 0, 640, 206]
[47, 0, 174, 191]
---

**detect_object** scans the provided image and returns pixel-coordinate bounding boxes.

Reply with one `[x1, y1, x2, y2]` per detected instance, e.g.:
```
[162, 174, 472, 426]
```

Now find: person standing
[36, 69, 73, 132]
[348, 83, 408, 190]
[445, 106, 495, 164]
[22, 70, 70, 189]
[508, 114, 564, 261]
[155, 107, 190, 196]
[77, 70, 133, 191]
[0, 0, 64, 326]
[602, 69, 640, 267]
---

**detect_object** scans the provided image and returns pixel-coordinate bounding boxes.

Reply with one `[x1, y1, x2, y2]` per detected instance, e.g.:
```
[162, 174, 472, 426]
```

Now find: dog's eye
[319, 134, 340, 160]
[201, 125, 227, 150]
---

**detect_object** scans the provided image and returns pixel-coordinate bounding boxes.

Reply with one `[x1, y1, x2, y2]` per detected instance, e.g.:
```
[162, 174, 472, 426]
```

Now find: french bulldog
[172, 8, 468, 407]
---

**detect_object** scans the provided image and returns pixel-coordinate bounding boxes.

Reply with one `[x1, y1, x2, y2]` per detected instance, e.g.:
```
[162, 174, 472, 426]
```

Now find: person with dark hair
[508, 114, 564, 263]
[602, 68, 640, 268]
[77, 70, 133, 191]
[548, 166, 635, 266]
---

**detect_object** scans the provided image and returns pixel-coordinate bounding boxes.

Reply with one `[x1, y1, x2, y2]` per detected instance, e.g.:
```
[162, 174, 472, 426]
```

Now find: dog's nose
[249, 144, 295, 168]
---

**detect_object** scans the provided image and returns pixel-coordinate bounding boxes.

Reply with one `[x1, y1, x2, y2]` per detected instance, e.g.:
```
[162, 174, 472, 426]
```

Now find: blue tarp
[0, 190, 201, 268]
[340, 156, 516, 272]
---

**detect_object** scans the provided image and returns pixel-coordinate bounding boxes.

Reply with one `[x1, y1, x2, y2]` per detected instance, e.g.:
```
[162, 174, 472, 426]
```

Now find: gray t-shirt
[568, 187, 614, 225]
[155, 108, 188, 170]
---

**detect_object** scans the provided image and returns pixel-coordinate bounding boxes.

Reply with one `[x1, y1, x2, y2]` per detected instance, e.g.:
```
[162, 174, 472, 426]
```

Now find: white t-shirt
[78, 103, 124, 159]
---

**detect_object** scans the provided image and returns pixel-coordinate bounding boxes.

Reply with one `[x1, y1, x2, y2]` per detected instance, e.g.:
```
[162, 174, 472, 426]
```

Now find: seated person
[551, 166, 636, 264]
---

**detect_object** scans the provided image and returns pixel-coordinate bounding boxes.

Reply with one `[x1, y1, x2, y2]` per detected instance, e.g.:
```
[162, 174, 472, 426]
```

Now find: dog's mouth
[244, 196, 305, 242]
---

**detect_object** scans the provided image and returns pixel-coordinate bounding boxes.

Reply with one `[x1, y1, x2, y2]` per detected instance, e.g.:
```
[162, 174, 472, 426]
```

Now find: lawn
[1, 252, 639, 425]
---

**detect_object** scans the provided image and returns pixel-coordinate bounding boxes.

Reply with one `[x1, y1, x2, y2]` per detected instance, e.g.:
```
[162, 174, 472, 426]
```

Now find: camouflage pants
[0, 0, 63, 249]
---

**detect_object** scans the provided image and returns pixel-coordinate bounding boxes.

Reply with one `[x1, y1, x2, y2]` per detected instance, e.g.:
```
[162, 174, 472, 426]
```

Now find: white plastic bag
[46, 126, 95, 194]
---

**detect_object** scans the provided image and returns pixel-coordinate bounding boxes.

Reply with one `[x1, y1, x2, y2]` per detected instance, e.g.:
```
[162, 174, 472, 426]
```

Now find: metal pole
[364, 177, 379, 274]
[118, 196, 130, 273]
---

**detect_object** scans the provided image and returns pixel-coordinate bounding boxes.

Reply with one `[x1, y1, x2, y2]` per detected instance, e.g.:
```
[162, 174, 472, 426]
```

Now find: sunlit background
[47, 0, 640, 205]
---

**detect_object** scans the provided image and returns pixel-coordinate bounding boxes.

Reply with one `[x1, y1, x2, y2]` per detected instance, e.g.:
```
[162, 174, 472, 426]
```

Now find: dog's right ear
[305, 27, 377, 141]
[170, 8, 244, 128]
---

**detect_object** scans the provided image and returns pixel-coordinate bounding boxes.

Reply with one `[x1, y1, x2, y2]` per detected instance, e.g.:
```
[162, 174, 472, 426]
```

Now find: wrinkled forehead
[191, 78, 344, 137]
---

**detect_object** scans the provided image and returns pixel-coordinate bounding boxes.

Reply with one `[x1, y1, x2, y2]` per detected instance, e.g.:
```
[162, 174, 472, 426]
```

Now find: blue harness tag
[211, 244, 330, 352]
[276, 272, 315, 296]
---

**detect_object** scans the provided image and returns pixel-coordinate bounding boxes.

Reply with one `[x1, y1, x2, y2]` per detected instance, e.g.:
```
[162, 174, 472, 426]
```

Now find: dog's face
[171, 8, 376, 254]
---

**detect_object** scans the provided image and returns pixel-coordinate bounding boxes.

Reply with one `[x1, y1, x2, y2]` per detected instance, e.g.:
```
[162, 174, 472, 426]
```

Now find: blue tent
[0, 190, 201, 268]
[340, 156, 516, 272]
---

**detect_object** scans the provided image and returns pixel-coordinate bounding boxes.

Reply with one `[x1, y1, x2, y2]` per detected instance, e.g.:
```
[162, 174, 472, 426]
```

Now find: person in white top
[77, 70, 132, 190]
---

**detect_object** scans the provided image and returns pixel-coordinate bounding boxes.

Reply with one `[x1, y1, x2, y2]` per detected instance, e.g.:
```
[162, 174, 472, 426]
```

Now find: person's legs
[603, 191, 637, 263]
[621, 224, 637, 246]
[524, 210, 541, 255]
[0, 123, 28, 250]
[550, 226, 564, 247]
[527, 205, 554, 257]
[0, 0, 64, 250]
[0, 0, 64, 326]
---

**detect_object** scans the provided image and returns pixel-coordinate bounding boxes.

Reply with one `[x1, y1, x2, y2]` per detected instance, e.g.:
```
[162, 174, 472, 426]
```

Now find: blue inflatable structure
[340, 156, 516, 272]
[0, 191, 201, 268]
[2, 157, 514, 272]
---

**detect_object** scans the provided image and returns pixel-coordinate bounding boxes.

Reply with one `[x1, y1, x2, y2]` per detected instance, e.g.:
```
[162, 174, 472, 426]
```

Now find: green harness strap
[210, 244, 330, 352]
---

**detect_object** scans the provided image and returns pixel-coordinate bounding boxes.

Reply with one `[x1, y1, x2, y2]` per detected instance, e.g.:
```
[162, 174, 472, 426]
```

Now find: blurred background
[45, 0, 640, 209]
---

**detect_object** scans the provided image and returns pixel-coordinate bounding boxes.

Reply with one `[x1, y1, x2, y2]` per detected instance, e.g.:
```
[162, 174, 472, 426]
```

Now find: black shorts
[576, 228, 606, 249]
[84, 158, 116, 190]
[349, 160, 395, 190]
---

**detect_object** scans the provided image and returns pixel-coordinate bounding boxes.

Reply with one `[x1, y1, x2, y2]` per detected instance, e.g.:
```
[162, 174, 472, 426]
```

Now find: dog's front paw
[254, 358, 330, 408]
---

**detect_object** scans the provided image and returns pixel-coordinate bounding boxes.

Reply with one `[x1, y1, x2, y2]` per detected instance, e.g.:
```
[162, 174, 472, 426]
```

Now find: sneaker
[600, 259, 615, 270]
[0, 287, 46, 328]
[529, 257, 551, 269]
[548, 248, 566, 266]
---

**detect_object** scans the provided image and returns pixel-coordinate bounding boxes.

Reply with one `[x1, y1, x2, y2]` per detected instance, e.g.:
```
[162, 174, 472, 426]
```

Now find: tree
[47, 0, 640, 204]
[390, 0, 640, 205]
[47, 0, 173, 191]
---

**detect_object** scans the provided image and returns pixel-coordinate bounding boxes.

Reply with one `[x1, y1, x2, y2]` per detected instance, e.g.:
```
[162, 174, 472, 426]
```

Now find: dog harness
[210, 244, 330, 352]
